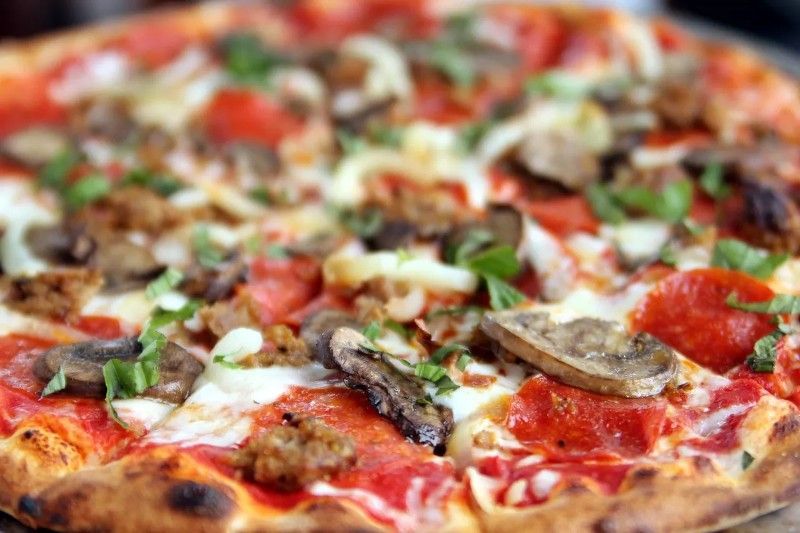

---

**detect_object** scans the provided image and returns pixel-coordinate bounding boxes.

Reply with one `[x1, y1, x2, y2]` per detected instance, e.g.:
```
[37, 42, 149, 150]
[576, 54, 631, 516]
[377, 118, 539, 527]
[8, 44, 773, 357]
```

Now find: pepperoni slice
[506, 375, 666, 459]
[526, 195, 600, 237]
[0, 74, 66, 137]
[632, 268, 775, 373]
[204, 89, 304, 148]
[246, 256, 322, 326]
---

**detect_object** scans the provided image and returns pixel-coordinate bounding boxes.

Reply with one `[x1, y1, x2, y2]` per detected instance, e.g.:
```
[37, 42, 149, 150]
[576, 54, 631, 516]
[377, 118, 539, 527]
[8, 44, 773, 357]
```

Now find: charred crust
[770, 414, 800, 443]
[166, 481, 234, 519]
[17, 495, 40, 517]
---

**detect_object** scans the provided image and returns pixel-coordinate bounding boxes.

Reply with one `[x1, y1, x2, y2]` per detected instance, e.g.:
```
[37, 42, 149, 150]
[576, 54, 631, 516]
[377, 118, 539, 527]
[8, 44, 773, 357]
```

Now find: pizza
[0, 1, 800, 531]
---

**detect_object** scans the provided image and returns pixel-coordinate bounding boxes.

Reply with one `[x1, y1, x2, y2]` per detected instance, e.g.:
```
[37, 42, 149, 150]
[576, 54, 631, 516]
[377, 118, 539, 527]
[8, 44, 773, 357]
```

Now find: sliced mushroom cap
[89, 240, 164, 292]
[485, 204, 524, 249]
[315, 327, 453, 451]
[515, 131, 600, 191]
[299, 309, 362, 352]
[182, 255, 248, 302]
[225, 142, 281, 177]
[480, 311, 677, 398]
[34, 337, 203, 403]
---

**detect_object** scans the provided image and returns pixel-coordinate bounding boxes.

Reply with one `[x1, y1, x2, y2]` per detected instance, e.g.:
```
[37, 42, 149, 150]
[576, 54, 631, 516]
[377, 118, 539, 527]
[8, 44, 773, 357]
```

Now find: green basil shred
[711, 239, 788, 280]
[144, 267, 184, 300]
[40, 367, 67, 397]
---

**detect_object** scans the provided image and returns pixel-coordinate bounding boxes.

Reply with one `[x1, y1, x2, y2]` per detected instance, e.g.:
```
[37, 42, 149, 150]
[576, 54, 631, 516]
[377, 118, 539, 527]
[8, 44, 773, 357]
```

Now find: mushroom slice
[315, 327, 453, 451]
[182, 255, 248, 302]
[480, 311, 677, 398]
[299, 309, 361, 351]
[34, 337, 203, 403]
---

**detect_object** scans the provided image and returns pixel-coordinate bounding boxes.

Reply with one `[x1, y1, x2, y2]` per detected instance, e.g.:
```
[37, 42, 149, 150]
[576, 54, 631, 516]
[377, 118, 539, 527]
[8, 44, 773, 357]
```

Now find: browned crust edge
[476, 413, 800, 533]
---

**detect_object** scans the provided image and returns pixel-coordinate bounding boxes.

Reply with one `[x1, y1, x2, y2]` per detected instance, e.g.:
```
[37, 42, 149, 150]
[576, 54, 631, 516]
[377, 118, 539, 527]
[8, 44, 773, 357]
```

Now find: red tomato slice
[632, 268, 775, 373]
[526, 195, 600, 237]
[246, 256, 321, 326]
[204, 89, 304, 148]
[506, 375, 666, 459]
[489, 7, 567, 72]
[69, 315, 123, 340]
[0, 74, 66, 137]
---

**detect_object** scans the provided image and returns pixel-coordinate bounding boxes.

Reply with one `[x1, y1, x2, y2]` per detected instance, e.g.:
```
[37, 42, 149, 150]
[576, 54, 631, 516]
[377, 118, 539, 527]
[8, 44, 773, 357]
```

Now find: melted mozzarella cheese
[531, 282, 652, 329]
[600, 219, 671, 265]
[146, 364, 332, 447]
[112, 398, 174, 430]
[432, 362, 527, 423]
[323, 250, 478, 294]
[521, 219, 577, 301]
[0, 179, 58, 276]
[82, 290, 154, 327]
[341, 35, 412, 102]
[530, 469, 561, 499]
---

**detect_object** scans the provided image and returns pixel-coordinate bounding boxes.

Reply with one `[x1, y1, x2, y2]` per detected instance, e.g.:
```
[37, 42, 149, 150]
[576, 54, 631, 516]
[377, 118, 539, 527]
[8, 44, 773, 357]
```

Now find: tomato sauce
[246, 256, 322, 326]
[0, 334, 129, 451]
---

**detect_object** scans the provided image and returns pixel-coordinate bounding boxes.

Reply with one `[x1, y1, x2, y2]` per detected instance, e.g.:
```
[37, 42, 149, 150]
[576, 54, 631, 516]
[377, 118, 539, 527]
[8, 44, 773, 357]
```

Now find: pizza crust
[474, 412, 800, 533]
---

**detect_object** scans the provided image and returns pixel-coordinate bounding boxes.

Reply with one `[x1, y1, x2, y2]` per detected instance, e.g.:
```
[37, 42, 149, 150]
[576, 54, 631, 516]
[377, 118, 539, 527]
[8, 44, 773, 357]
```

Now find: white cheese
[147, 363, 333, 447]
[111, 398, 174, 430]
[521, 219, 577, 301]
[210, 328, 263, 363]
[601, 219, 671, 265]
[0, 179, 57, 276]
[530, 469, 561, 500]
[323, 251, 478, 294]
[531, 282, 653, 329]
[433, 362, 527, 423]
[341, 35, 413, 102]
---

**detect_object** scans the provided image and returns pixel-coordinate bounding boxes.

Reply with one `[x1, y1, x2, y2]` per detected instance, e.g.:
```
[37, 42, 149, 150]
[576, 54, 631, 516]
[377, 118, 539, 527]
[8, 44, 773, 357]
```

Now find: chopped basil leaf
[63, 174, 111, 210]
[220, 33, 287, 83]
[681, 218, 706, 236]
[456, 353, 473, 371]
[213, 354, 243, 369]
[362, 321, 382, 342]
[383, 319, 411, 339]
[485, 274, 525, 310]
[122, 168, 183, 197]
[147, 299, 203, 331]
[430, 343, 470, 365]
[144, 267, 184, 300]
[443, 11, 478, 44]
[524, 70, 592, 99]
[339, 208, 383, 238]
[192, 225, 224, 268]
[39, 148, 81, 190]
[741, 451, 755, 470]
[586, 183, 626, 224]
[414, 362, 447, 383]
[103, 361, 128, 428]
[615, 180, 693, 223]
[458, 120, 493, 152]
[711, 239, 788, 280]
[447, 228, 494, 265]
[265, 243, 289, 259]
[434, 374, 459, 395]
[746, 331, 782, 373]
[336, 129, 367, 155]
[370, 124, 404, 147]
[659, 244, 678, 267]
[249, 187, 272, 205]
[465, 245, 520, 279]
[726, 292, 800, 315]
[699, 163, 730, 201]
[40, 367, 66, 397]
[430, 41, 475, 87]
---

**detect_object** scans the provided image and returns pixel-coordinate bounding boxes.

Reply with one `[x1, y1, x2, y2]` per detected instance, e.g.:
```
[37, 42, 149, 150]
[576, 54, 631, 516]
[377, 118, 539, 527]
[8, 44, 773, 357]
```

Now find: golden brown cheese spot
[74, 187, 184, 235]
[5, 269, 103, 321]
[231, 415, 356, 492]
[241, 325, 311, 368]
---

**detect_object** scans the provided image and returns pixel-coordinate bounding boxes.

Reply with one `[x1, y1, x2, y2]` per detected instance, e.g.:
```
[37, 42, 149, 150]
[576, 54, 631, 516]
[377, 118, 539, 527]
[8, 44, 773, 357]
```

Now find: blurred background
[1, 1, 799, 56]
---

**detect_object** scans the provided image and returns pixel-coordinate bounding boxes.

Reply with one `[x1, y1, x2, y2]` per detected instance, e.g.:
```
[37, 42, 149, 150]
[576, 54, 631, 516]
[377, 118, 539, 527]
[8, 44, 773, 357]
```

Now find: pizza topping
[710, 238, 788, 280]
[633, 268, 776, 372]
[740, 178, 800, 255]
[0, 126, 71, 168]
[515, 130, 600, 190]
[181, 254, 248, 302]
[481, 311, 676, 397]
[507, 374, 667, 459]
[4, 268, 103, 321]
[232, 413, 357, 491]
[33, 336, 202, 403]
[243, 325, 312, 368]
[299, 309, 362, 352]
[315, 327, 454, 451]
